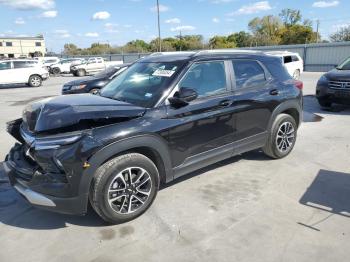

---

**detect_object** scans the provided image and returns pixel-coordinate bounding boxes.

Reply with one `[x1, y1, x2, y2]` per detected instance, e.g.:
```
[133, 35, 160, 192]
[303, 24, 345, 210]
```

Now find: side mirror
[168, 87, 198, 107]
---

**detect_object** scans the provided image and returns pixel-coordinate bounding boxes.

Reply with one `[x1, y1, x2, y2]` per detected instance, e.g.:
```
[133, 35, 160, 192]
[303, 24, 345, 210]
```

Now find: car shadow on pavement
[0, 161, 107, 229]
[299, 169, 350, 218]
[162, 150, 269, 189]
[303, 95, 350, 116]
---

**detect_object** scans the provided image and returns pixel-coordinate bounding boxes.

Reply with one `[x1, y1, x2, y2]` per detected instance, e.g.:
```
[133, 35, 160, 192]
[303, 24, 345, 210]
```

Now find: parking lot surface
[0, 72, 349, 262]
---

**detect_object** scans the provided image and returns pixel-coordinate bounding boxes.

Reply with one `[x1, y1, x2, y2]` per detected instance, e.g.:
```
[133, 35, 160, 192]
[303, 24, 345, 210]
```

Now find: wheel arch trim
[78, 134, 173, 196]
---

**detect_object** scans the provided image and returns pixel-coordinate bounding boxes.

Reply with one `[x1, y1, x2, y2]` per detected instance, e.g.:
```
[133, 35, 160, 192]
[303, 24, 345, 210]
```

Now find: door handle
[218, 100, 232, 107]
[270, 89, 279, 96]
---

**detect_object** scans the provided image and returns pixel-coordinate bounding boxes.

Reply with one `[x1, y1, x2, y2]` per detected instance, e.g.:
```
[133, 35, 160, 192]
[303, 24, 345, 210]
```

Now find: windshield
[94, 66, 119, 78]
[337, 57, 350, 70]
[100, 62, 183, 108]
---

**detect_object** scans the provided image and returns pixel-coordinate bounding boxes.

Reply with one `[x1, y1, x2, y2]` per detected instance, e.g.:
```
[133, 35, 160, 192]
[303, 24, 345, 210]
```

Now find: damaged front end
[6, 119, 102, 214]
[4, 94, 146, 214]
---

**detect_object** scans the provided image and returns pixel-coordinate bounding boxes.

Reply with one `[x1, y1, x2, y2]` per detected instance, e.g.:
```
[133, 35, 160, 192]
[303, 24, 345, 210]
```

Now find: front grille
[329, 80, 350, 90]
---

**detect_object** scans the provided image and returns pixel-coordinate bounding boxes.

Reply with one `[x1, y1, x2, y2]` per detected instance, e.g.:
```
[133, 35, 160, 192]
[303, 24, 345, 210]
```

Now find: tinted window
[0, 62, 11, 70]
[6, 42, 12, 47]
[232, 60, 266, 89]
[179, 61, 227, 97]
[46, 59, 57, 63]
[13, 61, 36, 68]
[283, 56, 292, 64]
[292, 55, 300, 62]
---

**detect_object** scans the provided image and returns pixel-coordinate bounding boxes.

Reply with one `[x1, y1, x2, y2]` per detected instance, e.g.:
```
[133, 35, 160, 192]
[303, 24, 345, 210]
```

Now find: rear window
[283, 56, 292, 64]
[264, 57, 292, 81]
[13, 61, 36, 68]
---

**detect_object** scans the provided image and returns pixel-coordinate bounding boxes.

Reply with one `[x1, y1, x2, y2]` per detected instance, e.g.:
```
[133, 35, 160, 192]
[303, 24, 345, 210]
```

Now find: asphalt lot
[0, 72, 350, 262]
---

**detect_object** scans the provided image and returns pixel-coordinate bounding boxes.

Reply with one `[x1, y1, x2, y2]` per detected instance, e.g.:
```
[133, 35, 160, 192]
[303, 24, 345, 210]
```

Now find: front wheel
[90, 153, 159, 224]
[263, 114, 297, 159]
[28, 75, 42, 87]
[317, 98, 332, 108]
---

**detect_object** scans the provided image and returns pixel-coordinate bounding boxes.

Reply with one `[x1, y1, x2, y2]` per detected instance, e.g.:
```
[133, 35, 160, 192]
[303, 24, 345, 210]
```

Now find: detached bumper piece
[5, 143, 88, 215]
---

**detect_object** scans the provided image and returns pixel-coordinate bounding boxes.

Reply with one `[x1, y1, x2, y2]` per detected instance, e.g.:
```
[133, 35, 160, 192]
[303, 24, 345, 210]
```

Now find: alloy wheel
[31, 76, 41, 86]
[107, 167, 152, 214]
[275, 121, 295, 153]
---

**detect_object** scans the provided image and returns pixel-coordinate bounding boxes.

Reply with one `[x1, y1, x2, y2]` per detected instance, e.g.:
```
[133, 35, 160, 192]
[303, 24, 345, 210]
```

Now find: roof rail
[149, 51, 196, 56]
[194, 49, 262, 56]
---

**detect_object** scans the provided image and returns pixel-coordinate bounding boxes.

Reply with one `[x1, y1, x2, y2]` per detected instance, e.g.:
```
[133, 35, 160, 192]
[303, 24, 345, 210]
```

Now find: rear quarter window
[232, 60, 266, 89]
[263, 57, 292, 81]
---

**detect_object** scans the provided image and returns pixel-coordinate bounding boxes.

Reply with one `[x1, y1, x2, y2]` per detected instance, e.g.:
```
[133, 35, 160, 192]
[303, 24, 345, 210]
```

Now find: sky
[0, 0, 350, 52]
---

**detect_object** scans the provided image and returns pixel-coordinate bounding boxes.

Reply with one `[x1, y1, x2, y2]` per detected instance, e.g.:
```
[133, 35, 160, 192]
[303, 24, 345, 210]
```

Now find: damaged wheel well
[103, 147, 168, 185]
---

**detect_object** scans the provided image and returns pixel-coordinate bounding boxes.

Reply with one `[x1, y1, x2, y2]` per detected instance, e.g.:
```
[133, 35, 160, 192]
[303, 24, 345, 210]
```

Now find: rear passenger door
[12, 61, 33, 83]
[230, 59, 275, 146]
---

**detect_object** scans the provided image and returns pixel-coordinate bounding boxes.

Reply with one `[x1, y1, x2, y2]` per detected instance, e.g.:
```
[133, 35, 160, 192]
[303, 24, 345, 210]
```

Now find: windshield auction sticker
[152, 69, 176, 77]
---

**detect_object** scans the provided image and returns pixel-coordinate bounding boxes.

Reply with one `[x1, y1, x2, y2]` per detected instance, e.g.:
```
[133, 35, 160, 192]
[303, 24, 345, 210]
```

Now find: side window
[232, 60, 266, 89]
[0, 62, 11, 70]
[179, 61, 227, 97]
[13, 61, 27, 69]
[283, 56, 292, 64]
[292, 55, 300, 62]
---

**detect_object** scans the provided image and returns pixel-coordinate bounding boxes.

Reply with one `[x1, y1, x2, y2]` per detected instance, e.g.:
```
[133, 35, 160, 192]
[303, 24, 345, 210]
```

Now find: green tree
[279, 24, 318, 44]
[227, 31, 253, 47]
[123, 40, 150, 53]
[279, 9, 302, 26]
[209, 36, 236, 49]
[63, 43, 80, 55]
[248, 15, 283, 45]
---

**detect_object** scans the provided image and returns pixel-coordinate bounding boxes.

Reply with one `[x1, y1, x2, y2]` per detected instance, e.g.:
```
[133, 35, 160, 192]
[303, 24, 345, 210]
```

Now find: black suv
[4, 51, 303, 223]
[316, 56, 350, 107]
[62, 64, 129, 95]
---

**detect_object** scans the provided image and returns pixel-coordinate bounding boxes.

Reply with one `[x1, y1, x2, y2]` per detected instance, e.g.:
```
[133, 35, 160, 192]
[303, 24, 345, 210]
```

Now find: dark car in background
[62, 64, 129, 94]
[4, 51, 302, 224]
[316, 57, 350, 107]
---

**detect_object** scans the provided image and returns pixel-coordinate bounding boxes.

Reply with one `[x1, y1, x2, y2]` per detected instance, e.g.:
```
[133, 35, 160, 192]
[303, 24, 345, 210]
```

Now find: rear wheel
[77, 69, 86, 77]
[263, 114, 297, 159]
[52, 67, 61, 75]
[90, 153, 159, 224]
[28, 75, 42, 87]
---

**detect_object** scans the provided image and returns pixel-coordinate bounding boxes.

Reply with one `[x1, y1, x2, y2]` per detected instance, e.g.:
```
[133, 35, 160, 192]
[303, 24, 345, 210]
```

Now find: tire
[263, 113, 297, 159]
[77, 69, 86, 77]
[28, 75, 42, 87]
[89, 88, 99, 95]
[52, 67, 61, 75]
[317, 98, 332, 108]
[293, 69, 300, 80]
[90, 153, 159, 224]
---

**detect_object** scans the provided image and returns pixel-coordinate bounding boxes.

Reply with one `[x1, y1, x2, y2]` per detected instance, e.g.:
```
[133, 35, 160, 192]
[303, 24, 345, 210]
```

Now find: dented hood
[23, 94, 146, 133]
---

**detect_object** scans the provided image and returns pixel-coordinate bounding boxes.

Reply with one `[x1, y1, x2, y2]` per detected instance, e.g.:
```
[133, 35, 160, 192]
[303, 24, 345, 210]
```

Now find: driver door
[165, 60, 236, 177]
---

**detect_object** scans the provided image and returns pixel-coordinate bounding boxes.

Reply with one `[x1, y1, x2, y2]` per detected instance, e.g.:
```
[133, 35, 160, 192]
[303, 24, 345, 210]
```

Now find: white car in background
[0, 59, 49, 87]
[265, 51, 304, 79]
[49, 58, 85, 74]
[70, 57, 123, 76]
[34, 56, 61, 70]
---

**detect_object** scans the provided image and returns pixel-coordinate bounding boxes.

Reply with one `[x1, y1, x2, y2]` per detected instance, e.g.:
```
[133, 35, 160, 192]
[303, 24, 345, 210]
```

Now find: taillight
[294, 80, 303, 90]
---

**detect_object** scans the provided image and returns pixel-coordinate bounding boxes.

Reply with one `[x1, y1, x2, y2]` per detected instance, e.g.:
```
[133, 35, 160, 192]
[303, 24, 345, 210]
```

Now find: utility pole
[316, 19, 320, 43]
[179, 30, 182, 51]
[156, 0, 161, 52]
